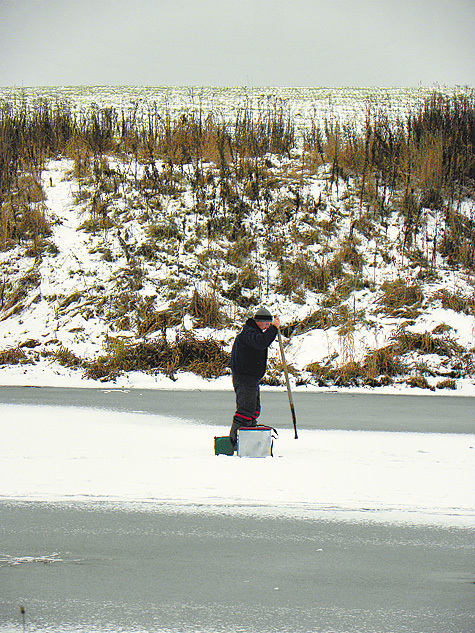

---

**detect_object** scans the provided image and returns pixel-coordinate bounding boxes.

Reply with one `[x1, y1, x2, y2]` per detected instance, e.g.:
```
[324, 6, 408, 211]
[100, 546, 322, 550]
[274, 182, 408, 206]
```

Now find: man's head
[254, 306, 273, 330]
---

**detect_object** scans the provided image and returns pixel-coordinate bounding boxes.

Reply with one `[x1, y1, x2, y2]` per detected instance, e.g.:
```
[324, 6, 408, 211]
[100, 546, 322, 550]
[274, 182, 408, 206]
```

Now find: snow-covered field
[0, 85, 439, 135]
[1, 401, 473, 528]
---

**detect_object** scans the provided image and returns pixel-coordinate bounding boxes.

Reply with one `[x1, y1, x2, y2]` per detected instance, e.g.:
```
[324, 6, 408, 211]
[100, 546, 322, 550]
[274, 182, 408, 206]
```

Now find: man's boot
[229, 414, 249, 450]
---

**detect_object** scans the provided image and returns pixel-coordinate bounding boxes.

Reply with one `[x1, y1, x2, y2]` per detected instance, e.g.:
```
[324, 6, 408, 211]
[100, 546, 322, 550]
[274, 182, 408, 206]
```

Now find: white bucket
[237, 426, 273, 458]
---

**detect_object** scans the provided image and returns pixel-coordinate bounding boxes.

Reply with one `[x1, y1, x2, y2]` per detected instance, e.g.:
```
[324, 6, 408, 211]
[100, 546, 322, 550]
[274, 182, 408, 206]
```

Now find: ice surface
[1, 402, 473, 527]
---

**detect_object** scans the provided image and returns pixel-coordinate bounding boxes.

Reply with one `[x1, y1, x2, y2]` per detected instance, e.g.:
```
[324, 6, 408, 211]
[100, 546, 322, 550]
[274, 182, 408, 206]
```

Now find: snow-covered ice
[1, 401, 473, 528]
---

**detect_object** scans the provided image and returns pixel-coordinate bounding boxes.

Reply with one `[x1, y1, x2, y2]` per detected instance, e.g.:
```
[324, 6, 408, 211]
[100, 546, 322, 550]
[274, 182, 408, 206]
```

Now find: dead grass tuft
[1, 270, 41, 315]
[137, 302, 185, 336]
[376, 279, 424, 316]
[363, 346, 407, 378]
[432, 289, 475, 315]
[337, 237, 365, 271]
[436, 378, 457, 390]
[278, 254, 344, 295]
[0, 346, 29, 365]
[391, 329, 464, 357]
[189, 289, 222, 327]
[52, 346, 84, 368]
[406, 374, 434, 390]
[83, 333, 230, 381]
[333, 360, 363, 386]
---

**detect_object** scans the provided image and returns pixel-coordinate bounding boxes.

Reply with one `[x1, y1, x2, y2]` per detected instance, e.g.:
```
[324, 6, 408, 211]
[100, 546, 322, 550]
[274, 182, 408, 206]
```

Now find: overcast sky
[1, 0, 474, 88]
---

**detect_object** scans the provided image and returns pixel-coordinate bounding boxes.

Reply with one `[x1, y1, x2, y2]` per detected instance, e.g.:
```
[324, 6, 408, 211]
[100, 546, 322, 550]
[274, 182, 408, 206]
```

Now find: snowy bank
[1, 358, 475, 397]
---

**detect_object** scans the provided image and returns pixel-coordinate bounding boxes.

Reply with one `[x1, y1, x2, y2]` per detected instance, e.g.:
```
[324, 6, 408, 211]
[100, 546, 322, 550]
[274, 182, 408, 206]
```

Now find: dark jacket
[230, 318, 278, 378]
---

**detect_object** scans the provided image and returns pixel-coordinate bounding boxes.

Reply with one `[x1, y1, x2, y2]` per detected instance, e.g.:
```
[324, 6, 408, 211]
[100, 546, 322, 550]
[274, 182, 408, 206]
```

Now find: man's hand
[272, 317, 280, 328]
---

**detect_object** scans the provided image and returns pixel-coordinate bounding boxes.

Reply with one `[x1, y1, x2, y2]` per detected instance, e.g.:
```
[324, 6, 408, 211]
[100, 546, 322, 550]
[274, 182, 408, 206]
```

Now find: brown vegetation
[83, 333, 230, 381]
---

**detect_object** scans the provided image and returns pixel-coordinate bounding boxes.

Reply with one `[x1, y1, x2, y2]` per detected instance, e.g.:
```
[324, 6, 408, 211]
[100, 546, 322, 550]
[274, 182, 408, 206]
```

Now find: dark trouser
[229, 374, 261, 447]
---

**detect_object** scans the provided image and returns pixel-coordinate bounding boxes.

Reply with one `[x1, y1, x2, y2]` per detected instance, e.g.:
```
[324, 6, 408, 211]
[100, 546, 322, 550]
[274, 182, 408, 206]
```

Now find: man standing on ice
[229, 307, 280, 448]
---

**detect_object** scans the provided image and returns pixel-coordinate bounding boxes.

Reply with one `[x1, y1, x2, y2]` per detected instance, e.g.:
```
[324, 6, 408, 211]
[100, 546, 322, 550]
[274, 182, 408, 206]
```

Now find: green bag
[214, 435, 234, 456]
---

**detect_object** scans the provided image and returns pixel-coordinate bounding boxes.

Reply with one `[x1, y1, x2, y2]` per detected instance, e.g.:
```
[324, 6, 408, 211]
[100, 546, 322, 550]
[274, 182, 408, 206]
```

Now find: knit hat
[254, 306, 273, 322]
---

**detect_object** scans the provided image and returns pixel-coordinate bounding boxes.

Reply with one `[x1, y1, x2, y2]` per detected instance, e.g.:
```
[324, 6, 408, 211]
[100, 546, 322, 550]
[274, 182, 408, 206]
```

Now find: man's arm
[242, 321, 279, 350]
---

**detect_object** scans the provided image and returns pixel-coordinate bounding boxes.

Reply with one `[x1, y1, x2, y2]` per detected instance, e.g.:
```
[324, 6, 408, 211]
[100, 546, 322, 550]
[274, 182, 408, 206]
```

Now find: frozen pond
[1, 502, 473, 633]
[1, 387, 473, 632]
[0, 386, 473, 434]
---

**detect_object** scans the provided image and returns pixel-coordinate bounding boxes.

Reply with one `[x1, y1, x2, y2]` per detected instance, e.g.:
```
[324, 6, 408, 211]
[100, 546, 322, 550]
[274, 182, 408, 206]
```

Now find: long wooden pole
[277, 328, 298, 439]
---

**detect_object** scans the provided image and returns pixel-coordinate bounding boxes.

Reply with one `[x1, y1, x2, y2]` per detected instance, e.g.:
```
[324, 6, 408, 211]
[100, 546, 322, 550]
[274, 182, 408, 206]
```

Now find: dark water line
[0, 386, 473, 434]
